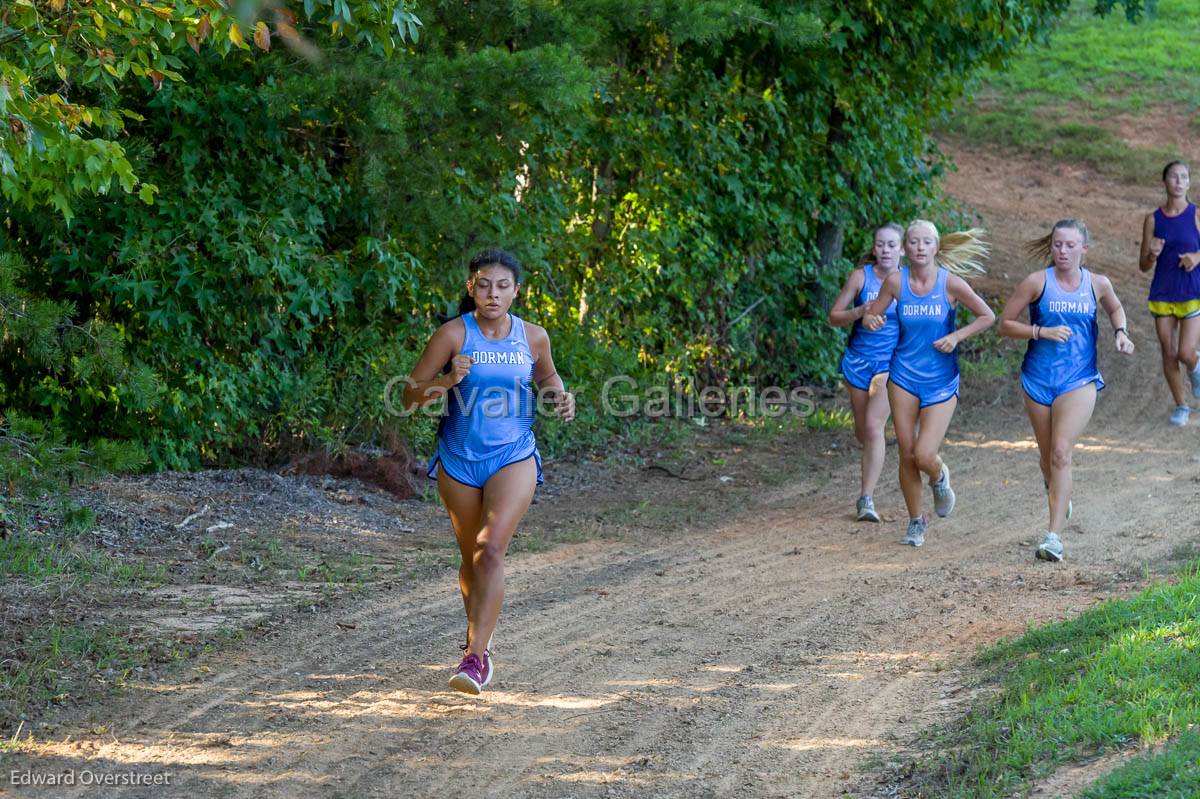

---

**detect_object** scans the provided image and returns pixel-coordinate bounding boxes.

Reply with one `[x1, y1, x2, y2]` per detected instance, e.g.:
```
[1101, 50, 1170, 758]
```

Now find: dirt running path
[6, 150, 1200, 798]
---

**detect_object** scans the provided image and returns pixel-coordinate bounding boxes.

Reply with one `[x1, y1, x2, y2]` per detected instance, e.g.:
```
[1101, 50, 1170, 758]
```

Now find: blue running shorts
[1021, 373, 1104, 407]
[840, 350, 890, 392]
[427, 438, 544, 489]
[888, 373, 959, 409]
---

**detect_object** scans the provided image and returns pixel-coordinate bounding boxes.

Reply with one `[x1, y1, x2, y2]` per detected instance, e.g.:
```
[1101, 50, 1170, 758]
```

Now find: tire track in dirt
[6, 150, 1200, 798]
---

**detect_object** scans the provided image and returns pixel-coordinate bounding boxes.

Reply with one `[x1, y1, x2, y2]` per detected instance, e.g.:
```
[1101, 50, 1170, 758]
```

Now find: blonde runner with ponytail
[860, 217, 995, 548]
[906, 219, 989, 279]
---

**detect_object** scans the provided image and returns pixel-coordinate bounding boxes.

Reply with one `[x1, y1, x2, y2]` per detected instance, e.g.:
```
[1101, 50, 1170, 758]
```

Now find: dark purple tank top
[1149, 202, 1200, 302]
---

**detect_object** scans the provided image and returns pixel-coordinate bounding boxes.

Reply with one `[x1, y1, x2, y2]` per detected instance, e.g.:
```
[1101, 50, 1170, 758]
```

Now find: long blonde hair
[1024, 219, 1090, 265]
[906, 219, 988, 279]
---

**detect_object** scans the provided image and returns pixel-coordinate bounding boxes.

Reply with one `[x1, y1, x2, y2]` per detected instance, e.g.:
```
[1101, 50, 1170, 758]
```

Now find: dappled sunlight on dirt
[776, 736, 886, 753]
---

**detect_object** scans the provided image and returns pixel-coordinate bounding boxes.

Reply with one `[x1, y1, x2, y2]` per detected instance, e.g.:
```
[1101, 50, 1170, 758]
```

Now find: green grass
[1080, 728, 1200, 799]
[0, 533, 168, 587]
[944, 112, 1176, 184]
[947, 0, 1200, 180]
[237, 536, 298, 573]
[984, 0, 1200, 111]
[2, 623, 192, 718]
[905, 564, 1200, 798]
[804, 407, 854, 431]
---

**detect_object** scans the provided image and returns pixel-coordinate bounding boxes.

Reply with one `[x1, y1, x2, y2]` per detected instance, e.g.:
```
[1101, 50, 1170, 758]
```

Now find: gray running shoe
[902, 515, 927, 547]
[1169, 405, 1191, 426]
[932, 464, 956, 518]
[1036, 531, 1064, 562]
[856, 495, 881, 523]
[1191, 363, 1200, 400]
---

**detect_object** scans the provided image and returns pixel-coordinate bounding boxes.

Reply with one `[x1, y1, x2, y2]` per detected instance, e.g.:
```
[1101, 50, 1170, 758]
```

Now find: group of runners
[402, 160, 1200, 695]
[831, 160, 1199, 563]
[829, 217, 1131, 558]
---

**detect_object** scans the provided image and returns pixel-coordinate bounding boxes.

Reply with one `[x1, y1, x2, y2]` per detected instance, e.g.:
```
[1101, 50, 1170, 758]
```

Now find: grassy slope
[907, 570, 1200, 797]
[918, 2, 1200, 796]
[944, 0, 1200, 183]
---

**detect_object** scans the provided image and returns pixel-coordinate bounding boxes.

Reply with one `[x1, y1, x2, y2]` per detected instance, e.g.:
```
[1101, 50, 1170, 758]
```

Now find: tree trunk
[815, 96, 851, 307]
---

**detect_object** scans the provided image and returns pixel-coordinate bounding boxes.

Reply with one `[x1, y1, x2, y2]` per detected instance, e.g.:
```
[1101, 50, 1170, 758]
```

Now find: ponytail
[1024, 219, 1090, 265]
[937, 228, 989, 278]
[458, 294, 476, 315]
[906, 219, 988, 279]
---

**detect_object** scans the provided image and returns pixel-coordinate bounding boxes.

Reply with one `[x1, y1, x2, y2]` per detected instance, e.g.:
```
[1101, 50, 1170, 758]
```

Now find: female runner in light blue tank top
[827, 222, 903, 524]
[999, 220, 1134, 562]
[863, 220, 994, 548]
[403, 250, 575, 695]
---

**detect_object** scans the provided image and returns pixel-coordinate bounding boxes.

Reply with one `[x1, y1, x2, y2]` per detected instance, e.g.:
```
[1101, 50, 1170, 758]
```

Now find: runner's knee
[472, 536, 507, 572]
[912, 448, 939, 474]
[1050, 443, 1072, 471]
[862, 418, 885, 443]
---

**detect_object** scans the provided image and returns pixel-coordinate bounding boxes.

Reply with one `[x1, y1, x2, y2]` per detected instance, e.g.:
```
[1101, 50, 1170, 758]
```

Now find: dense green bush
[0, 0, 1152, 476]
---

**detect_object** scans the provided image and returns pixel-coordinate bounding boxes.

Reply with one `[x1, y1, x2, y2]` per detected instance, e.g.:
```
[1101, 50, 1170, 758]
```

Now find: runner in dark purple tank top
[1138, 161, 1200, 426]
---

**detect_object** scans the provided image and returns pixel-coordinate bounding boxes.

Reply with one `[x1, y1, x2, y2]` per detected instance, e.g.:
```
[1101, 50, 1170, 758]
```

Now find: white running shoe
[1169, 405, 1191, 426]
[1036, 531, 1064, 562]
[856, 496, 881, 523]
[932, 464, 956, 518]
[902, 515, 927, 547]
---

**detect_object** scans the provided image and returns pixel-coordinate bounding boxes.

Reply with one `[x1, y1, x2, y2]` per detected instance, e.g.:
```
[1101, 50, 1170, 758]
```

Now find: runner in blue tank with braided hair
[403, 249, 575, 695]
[999, 219, 1134, 562]
[827, 222, 903, 523]
[862, 220, 994, 547]
[1138, 160, 1200, 426]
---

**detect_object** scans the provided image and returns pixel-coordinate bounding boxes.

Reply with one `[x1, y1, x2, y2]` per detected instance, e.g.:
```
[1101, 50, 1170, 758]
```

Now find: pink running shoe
[480, 650, 493, 689]
[448, 653, 486, 695]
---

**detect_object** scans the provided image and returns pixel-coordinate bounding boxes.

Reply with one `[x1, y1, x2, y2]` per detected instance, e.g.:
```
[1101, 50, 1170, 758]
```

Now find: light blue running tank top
[889, 267, 957, 389]
[1023, 267, 1100, 386]
[847, 264, 899, 362]
[438, 313, 536, 459]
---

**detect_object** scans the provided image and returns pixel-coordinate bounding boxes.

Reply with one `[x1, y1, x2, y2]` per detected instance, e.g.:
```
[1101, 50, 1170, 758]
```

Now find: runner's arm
[529, 323, 574, 421]
[1094, 274, 1134, 354]
[1181, 206, 1200, 270]
[1139, 213, 1160, 273]
[402, 321, 466, 410]
[827, 270, 867, 327]
[861, 272, 900, 331]
[998, 273, 1045, 339]
[945, 274, 996, 344]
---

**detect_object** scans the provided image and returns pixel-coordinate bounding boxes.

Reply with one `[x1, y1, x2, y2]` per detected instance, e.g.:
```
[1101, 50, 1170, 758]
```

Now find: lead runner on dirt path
[403, 249, 574, 695]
